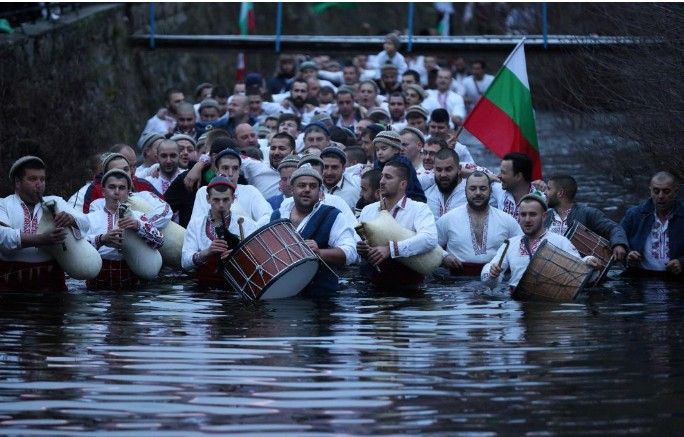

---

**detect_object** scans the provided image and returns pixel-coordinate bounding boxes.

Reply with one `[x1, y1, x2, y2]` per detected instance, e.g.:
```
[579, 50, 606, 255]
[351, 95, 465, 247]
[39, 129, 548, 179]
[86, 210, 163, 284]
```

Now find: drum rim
[233, 256, 320, 302]
[223, 218, 295, 264]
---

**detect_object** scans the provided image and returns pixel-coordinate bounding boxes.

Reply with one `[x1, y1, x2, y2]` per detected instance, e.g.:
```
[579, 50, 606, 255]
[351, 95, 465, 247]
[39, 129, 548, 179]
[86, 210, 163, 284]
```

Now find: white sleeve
[449, 94, 467, 120]
[246, 188, 273, 223]
[191, 187, 209, 224]
[55, 197, 90, 237]
[138, 191, 172, 229]
[318, 70, 343, 85]
[329, 214, 359, 265]
[506, 215, 524, 237]
[0, 224, 21, 251]
[181, 217, 203, 271]
[481, 242, 508, 286]
[392, 206, 438, 258]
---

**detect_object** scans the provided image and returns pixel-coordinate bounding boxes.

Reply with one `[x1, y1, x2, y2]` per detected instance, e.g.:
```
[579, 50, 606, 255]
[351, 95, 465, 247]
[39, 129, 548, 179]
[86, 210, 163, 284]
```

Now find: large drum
[565, 222, 614, 286]
[221, 219, 320, 301]
[514, 240, 592, 302]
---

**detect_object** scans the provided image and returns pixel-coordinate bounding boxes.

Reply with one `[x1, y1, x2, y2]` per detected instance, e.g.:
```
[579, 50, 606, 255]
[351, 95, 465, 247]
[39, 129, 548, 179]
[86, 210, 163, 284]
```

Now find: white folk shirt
[181, 213, 257, 271]
[275, 191, 358, 229]
[0, 194, 90, 263]
[86, 207, 163, 261]
[481, 232, 582, 288]
[191, 184, 273, 225]
[425, 179, 467, 219]
[322, 173, 361, 211]
[548, 208, 573, 236]
[491, 183, 546, 220]
[89, 191, 172, 230]
[273, 201, 358, 266]
[241, 157, 280, 199]
[145, 169, 182, 195]
[437, 205, 522, 264]
[358, 196, 438, 260]
[642, 212, 672, 271]
[424, 90, 467, 120]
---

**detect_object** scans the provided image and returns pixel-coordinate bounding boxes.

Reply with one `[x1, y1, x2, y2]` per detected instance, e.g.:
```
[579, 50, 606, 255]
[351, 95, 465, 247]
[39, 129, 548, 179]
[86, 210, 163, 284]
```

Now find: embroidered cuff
[192, 251, 205, 266]
[389, 241, 400, 258]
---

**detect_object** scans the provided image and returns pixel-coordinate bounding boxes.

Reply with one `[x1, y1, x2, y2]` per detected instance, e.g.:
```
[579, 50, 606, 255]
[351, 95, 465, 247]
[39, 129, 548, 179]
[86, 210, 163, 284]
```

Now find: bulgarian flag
[462, 39, 542, 180]
[236, 2, 255, 81]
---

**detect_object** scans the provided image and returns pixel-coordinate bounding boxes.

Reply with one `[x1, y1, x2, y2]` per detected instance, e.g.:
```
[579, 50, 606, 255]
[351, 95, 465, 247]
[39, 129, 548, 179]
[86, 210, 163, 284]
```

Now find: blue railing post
[407, 2, 414, 53]
[275, 2, 283, 53]
[149, 3, 155, 49]
[542, 2, 548, 49]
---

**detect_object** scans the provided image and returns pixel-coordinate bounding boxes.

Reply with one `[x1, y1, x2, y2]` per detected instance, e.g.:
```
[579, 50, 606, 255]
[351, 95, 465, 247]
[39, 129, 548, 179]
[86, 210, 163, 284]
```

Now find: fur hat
[290, 163, 323, 185]
[102, 168, 132, 189]
[101, 153, 129, 172]
[206, 175, 236, 193]
[277, 155, 300, 172]
[9, 156, 45, 181]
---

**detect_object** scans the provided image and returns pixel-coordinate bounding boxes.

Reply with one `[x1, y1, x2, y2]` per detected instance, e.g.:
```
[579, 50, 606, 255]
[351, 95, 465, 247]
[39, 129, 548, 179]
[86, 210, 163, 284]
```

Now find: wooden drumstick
[355, 223, 381, 273]
[237, 217, 245, 240]
[498, 239, 510, 267]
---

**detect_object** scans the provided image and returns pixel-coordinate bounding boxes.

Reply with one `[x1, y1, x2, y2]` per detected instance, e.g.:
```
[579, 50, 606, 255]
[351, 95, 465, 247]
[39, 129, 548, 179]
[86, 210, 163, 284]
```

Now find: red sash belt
[196, 255, 230, 289]
[369, 258, 425, 289]
[0, 260, 67, 292]
[86, 259, 139, 290]
[450, 262, 486, 277]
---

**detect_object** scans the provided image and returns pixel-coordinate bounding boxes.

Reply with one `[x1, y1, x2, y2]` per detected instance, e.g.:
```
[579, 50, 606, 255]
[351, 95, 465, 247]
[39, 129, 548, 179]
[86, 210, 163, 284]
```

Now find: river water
[1, 113, 682, 435]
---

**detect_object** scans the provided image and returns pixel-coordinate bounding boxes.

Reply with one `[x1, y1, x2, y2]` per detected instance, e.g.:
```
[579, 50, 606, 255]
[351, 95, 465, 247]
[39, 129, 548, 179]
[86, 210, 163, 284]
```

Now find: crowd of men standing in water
[1, 34, 682, 294]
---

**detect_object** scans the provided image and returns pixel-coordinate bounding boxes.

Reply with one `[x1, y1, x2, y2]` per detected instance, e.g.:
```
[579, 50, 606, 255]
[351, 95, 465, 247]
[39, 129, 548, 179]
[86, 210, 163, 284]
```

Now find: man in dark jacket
[620, 171, 683, 276]
[544, 174, 628, 262]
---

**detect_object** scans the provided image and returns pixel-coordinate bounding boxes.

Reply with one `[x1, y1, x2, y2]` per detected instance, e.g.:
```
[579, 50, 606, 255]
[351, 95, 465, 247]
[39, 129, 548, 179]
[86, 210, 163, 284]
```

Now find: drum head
[259, 258, 320, 300]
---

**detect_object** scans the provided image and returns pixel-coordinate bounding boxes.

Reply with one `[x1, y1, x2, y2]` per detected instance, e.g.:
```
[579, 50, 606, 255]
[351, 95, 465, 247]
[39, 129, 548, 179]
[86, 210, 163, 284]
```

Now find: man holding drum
[1, 156, 89, 292]
[269, 164, 358, 295]
[482, 195, 599, 291]
[86, 169, 165, 289]
[544, 174, 628, 262]
[182, 176, 257, 288]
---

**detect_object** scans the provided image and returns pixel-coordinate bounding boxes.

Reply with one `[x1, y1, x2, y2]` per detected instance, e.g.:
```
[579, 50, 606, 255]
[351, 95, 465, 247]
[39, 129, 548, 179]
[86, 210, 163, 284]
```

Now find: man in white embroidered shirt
[481, 194, 599, 293]
[320, 147, 361, 211]
[1, 156, 89, 292]
[358, 159, 438, 288]
[439, 171, 522, 276]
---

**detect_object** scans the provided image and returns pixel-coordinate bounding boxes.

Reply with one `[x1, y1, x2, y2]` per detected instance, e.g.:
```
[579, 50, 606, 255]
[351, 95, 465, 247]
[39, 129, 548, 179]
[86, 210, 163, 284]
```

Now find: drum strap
[299, 205, 339, 247]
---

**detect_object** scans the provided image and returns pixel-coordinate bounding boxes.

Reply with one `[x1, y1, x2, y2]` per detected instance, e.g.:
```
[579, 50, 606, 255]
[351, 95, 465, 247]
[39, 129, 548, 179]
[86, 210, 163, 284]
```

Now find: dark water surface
[1, 113, 683, 435]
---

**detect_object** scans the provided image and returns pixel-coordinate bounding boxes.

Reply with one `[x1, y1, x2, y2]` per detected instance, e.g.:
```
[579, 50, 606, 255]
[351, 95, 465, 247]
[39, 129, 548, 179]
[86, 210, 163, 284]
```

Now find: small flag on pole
[236, 2, 255, 82]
